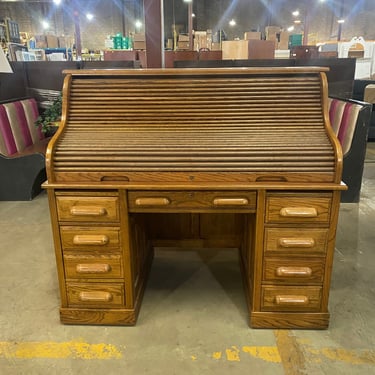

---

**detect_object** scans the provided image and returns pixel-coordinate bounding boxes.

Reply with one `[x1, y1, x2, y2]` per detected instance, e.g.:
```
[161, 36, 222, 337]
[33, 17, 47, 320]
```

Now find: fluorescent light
[292, 10, 300, 17]
[337, 19, 345, 23]
[287, 26, 295, 32]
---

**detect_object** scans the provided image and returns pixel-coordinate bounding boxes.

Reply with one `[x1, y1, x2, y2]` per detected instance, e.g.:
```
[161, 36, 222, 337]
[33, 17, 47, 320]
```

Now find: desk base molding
[60, 308, 138, 326]
[250, 311, 330, 329]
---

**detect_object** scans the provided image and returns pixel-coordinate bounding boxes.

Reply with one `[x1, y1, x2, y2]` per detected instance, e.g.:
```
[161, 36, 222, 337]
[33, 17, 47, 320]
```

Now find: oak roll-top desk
[44, 67, 345, 329]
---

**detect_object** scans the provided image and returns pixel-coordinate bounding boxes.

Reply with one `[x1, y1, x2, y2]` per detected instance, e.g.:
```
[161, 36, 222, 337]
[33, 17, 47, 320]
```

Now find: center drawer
[128, 191, 257, 212]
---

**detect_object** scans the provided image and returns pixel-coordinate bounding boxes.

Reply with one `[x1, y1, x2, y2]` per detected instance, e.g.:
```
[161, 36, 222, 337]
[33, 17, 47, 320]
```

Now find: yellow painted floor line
[242, 346, 281, 363]
[0, 338, 374, 366]
[274, 330, 375, 370]
[0, 340, 123, 359]
[305, 346, 375, 365]
[274, 330, 306, 375]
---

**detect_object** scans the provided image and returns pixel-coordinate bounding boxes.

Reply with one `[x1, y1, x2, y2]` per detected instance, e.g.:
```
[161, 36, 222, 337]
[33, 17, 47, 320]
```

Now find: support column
[143, 0, 163, 67]
[187, 2, 193, 51]
[73, 10, 82, 60]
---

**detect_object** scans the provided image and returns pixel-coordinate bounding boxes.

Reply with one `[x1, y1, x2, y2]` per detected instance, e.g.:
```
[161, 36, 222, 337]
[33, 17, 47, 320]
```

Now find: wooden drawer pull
[135, 197, 170, 206]
[76, 264, 112, 274]
[275, 295, 309, 306]
[278, 238, 315, 248]
[79, 291, 113, 302]
[73, 235, 109, 246]
[213, 198, 249, 206]
[280, 207, 318, 218]
[70, 206, 108, 216]
[276, 266, 312, 277]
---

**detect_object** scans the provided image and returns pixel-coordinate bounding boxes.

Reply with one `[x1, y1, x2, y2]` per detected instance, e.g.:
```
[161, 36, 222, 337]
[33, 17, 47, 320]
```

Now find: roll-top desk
[44, 68, 345, 328]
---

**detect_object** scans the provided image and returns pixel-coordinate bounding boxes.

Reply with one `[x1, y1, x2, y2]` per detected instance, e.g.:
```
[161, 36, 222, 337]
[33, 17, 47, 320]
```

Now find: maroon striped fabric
[0, 104, 18, 155]
[14, 101, 33, 147]
[329, 99, 340, 125]
[0, 99, 42, 156]
[337, 102, 353, 146]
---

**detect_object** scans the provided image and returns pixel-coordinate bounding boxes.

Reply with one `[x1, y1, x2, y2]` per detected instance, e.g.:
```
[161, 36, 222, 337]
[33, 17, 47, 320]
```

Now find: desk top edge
[62, 66, 330, 76]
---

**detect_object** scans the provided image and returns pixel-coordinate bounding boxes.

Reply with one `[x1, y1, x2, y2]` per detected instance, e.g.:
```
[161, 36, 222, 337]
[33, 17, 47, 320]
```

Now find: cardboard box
[222, 39, 275, 60]
[244, 31, 261, 40]
[166, 39, 173, 50]
[46, 35, 58, 48]
[194, 31, 212, 51]
[35, 35, 47, 49]
[178, 34, 189, 42]
[133, 41, 146, 50]
[211, 42, 221, 51]
[177, 41, 190, 50]
[133, 33, 145, 42]
[364, 84, 375, 103]
[58, 37, 68, 48]
[222, 40, 249, 59]
[265, 26, 280, 41]
[278, 31, 289, 50]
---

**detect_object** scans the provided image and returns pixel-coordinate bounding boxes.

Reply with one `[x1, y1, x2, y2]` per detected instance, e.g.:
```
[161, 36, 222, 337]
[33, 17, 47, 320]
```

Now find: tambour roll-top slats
[47, 68, 340, 183]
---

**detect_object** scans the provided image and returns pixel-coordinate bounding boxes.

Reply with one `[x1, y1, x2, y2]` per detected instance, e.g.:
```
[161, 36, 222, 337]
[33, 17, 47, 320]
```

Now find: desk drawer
[61, 227, 120, 251]
[56, 196, 119, 223]
[266, 194, 332, 224]
[128, 191, 256, 212]
[64, 254, 123, 279]
[265, 228, 328, 256]
[66, 282, 125, 308]
[263, 258, 325, 283]
[261, 286, 322, 312]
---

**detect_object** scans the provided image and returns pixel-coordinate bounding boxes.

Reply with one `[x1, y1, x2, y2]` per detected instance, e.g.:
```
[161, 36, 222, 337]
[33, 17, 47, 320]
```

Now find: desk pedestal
[47, 187, 340, 329]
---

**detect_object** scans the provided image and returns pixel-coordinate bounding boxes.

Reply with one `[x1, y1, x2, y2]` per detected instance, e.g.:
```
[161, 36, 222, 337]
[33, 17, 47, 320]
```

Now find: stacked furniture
[329, 97, 372, 202]
[353, 79, 375, 141]
[0, 98, 50, 200]
[45, 68, 345, 328]
[364, 84, 375, 140]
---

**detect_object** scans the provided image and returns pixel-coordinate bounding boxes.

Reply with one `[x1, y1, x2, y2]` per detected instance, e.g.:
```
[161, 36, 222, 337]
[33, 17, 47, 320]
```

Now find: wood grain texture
[56, 195, 119, 222]
[266, 194, 332, 224]
[44, 68, 343, 328]
[264, 228, 328, 256]
[60, 308, 137, 325]
[47, 68, 340, 184]
[66, 282, 125, 308]
[128, 190, 256, 213]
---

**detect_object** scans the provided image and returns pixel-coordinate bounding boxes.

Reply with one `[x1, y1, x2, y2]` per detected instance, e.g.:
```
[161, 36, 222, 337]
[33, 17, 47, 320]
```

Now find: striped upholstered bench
[0, 98, 51, 200]
[329, 97, 372, 202]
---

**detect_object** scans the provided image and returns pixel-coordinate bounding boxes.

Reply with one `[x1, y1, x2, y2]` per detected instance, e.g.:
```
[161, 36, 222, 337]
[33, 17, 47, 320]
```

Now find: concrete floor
[1, 144, 375, 375]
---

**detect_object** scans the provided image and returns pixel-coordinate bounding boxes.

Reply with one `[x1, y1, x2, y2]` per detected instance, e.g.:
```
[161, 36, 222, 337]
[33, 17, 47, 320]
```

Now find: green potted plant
[35, 94, 62, 136]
